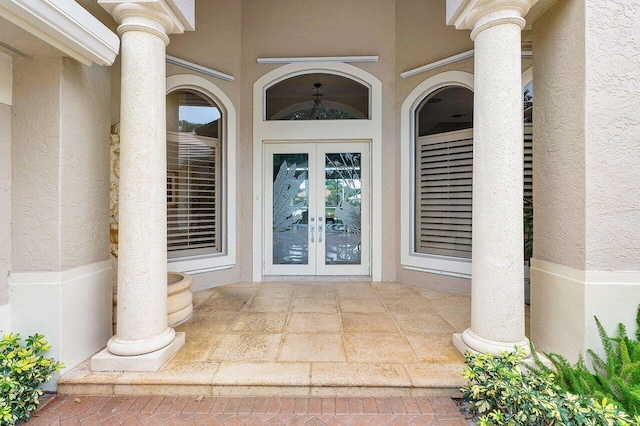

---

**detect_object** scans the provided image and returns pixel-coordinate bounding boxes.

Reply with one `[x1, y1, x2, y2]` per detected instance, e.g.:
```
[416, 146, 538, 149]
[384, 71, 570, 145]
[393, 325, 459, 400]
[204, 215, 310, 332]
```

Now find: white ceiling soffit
[0, 0, 119, 66]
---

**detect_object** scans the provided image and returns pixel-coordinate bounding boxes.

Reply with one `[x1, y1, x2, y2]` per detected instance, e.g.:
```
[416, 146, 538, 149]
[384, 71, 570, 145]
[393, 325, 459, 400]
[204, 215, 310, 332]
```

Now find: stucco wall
[0, 51, 10, 309]
[60, 59, 111, 269]
[532, 0, 586, 270]
[584, 0, 640, 270]
[12, 58, 111, 272]
[0, 103, 10, 306]
[533, 0, 640, 272]
[167, 0, 242, 286]
[241, 0, 397, 281]
[395, 0, 474, 291]
[531, 0, 640, 360]
[11, 58, 63, 272]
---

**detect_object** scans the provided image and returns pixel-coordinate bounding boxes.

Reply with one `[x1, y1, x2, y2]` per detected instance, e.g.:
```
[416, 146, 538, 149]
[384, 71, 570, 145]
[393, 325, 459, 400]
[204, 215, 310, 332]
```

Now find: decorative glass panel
[272, 154, 309, 265]
[324, 153, 362, 265]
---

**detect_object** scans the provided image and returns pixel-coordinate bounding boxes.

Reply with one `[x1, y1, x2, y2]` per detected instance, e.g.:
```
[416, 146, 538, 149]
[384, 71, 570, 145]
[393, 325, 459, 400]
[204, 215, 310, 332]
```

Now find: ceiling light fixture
[309, 83, 327, 120]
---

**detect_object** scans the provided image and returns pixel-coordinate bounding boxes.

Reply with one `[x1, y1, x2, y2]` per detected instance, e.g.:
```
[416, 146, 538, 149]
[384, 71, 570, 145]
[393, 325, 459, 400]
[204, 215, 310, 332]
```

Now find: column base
[91, 332, 185, 372]
[454, 329, 530, 356]
[453, 332, 553, 369]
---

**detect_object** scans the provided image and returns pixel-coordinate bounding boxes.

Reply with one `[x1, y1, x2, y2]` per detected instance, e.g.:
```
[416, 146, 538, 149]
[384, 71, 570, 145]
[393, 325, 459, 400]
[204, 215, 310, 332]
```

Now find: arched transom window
[266, 73, 370, 120]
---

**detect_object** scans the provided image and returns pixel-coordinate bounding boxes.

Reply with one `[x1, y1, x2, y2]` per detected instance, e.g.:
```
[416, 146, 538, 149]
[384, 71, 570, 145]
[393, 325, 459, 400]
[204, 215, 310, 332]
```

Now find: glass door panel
[324, 153, 362, 265]
[264, 142, 369, 276]
[272, 153, 309, 265]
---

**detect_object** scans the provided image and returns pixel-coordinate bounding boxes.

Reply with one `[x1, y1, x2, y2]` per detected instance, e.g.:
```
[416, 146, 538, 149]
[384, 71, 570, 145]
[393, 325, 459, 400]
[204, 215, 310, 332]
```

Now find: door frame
[263, 141, 371, 276]
[252, 62, 383, 281]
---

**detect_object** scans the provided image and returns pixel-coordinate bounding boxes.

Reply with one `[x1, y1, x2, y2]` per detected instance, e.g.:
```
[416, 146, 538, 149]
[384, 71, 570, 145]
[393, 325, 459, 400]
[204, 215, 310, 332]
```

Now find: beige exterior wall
[166, 0, 242, 286]
[0, 103, 10, 305]
[12, 58, 111, 272]
[584, 0, 640, 270]
[0, 52, 10, 306]
[532, 0, 586, 270]
[395, 0, 474, 292]
[531, 0, 640, 361]
[241, 0, 396, 281]
[12, 58, 63, 272]
[60, 60, 111, 269]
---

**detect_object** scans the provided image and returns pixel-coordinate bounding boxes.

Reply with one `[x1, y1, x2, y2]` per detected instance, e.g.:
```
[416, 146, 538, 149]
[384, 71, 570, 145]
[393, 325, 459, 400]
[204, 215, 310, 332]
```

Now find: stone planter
[113, 272, 193, 328]
[167, 272, 194, 326]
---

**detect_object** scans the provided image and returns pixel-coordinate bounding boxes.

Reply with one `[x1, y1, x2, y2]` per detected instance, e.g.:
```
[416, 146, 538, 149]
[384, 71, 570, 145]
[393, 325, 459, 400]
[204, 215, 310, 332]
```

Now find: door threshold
[262, 275, 372, 282]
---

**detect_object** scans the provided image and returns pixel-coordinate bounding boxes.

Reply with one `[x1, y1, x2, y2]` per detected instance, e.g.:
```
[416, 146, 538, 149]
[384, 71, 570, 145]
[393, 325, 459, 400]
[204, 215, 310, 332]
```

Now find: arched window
[265, 73, 370, 120]
[166, 89, 223, 258]
[402, 70, 534, 277]
[414, 86, 474, 259]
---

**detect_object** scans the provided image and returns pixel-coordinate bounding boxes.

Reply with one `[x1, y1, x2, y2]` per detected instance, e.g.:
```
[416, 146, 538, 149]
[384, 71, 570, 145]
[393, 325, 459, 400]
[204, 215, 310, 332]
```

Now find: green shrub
[461, 346, 639, 425]
[0, 333, 64, 425]
[531, 305, 640, 416]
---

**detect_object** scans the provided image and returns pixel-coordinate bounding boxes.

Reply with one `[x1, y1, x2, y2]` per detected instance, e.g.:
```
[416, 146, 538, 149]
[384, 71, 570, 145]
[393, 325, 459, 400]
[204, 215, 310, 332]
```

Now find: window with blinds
[166, 90, 223, 259]
[414, 129, 473, 258]
[414, 125, 534, 259]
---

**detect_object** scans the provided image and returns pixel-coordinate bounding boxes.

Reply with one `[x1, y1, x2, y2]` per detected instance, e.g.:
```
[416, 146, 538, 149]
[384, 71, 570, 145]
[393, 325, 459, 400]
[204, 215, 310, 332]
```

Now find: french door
[264, 142, 371, 276]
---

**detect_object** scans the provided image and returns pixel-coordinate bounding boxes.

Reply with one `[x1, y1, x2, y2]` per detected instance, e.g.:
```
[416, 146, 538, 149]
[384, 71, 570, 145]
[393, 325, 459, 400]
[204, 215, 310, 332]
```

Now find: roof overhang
[0, 0, 119, 66]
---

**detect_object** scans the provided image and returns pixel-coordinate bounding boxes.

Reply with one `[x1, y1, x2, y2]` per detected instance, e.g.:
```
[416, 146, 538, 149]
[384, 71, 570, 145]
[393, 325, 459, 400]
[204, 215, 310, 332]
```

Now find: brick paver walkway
[31, 395, 469, 425]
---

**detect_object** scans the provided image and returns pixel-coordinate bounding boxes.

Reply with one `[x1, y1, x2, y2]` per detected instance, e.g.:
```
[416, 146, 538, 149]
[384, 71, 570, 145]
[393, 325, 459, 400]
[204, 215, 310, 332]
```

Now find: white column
[92, 0, 192, 372]
[449, 0, 537, 356]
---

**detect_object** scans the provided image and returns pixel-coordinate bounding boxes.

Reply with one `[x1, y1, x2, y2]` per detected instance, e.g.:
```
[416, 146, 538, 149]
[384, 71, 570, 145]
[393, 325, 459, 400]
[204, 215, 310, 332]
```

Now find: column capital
[99, 0, 194, 44]
[447, 0, 538, 40]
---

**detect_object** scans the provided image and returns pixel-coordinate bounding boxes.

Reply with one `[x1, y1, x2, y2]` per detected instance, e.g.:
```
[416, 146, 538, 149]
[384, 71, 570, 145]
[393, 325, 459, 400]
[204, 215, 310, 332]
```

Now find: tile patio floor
[59, 281, 529, 398]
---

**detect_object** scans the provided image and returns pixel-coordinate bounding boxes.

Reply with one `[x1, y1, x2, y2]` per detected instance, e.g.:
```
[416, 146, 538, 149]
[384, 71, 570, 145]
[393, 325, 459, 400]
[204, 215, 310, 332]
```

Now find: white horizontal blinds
[523, 123, 533, 253]
[415, 129, 473, 258]
[523, 123, 533, 200]
[167, 131, 221, 258]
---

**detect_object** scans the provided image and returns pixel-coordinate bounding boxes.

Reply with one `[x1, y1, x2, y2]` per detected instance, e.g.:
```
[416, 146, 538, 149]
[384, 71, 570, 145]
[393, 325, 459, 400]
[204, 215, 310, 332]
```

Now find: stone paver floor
[32, 395, 470, 425]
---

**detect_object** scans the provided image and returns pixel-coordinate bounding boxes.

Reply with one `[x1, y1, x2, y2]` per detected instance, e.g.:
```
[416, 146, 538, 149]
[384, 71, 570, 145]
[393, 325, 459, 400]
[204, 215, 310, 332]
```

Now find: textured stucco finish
[12, 58, 111, 273]
[533, 0, 586, 269]
[584, 0, 640, 270]
[532, 0, 586, 270]
[12, 58, 63, 272]
[60, 60, 111, 270]
[0, 104, 10, 305]
[531, 0, 640, 360]
[534, 0, 640, 271]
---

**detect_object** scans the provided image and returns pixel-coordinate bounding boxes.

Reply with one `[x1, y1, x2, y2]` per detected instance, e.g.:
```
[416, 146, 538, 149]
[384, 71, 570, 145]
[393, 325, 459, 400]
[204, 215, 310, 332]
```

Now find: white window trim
[166, 74, 236, 274]
[253, 62, 383, 282]
[401, 71, 474, 277]
[401, 69, 534, 278]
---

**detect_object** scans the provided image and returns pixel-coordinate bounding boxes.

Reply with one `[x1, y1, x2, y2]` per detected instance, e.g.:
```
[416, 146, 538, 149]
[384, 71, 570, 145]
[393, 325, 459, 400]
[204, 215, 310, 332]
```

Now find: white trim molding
[252, 62, 383, 282]
[401, 50, 474, 79]
[0, 0, 119, 66]
[166, 55, 234, 82]
[400, 71, 474, 277]
[257, 56, 379, 65]
[166, 74, 237, 274]
[401, 50, 534, 79]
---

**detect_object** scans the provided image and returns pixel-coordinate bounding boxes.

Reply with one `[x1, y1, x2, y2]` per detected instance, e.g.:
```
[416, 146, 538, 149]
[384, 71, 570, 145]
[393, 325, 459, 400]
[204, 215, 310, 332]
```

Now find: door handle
[310, 225, 315, 243]
[318, 225, 323, 243]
